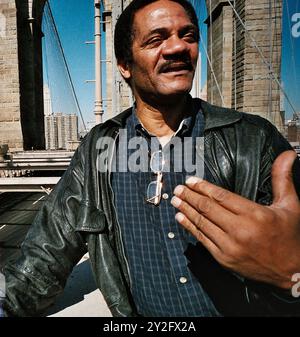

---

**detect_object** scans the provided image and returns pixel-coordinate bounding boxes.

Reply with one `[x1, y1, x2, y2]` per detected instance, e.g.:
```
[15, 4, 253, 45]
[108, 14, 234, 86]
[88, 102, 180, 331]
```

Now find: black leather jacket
[3, 99, 300, 316]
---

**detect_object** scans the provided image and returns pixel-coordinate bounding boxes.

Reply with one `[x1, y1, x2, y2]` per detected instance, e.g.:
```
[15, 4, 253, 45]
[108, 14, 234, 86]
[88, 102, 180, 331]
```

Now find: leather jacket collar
[107, 98, 243, 131]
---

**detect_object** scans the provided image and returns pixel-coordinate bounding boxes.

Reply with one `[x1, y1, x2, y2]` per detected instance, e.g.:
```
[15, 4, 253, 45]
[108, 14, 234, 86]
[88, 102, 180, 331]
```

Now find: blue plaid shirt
[111, 106, 220, 317]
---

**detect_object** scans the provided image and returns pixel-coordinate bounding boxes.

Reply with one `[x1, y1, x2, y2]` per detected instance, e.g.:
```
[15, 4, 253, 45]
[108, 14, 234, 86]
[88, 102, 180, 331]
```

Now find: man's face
[119, 0, 199, 101]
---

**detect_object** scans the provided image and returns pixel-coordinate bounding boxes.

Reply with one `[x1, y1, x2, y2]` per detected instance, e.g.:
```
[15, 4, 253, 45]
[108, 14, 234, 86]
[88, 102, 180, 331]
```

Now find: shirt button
[162, 193, 169, 200]
[168, 232, 175, 239]
[179, 277, 188, 284]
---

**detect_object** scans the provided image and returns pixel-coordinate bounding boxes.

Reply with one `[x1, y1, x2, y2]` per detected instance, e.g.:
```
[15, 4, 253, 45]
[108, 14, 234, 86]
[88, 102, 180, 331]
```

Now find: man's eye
[147, 37, 163, 45]
[184, 33, 197, 42]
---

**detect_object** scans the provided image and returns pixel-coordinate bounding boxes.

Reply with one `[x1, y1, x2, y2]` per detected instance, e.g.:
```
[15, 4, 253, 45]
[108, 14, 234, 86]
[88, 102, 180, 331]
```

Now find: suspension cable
[43, 20, 52, 114]
[233, 0, 237, 109]
[267, 0, 273, 122]
[199, 29, 225, 106]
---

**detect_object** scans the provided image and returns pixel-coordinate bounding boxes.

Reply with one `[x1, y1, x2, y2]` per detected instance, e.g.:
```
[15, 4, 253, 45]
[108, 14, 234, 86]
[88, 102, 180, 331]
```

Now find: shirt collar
[130, 103, 197, 139]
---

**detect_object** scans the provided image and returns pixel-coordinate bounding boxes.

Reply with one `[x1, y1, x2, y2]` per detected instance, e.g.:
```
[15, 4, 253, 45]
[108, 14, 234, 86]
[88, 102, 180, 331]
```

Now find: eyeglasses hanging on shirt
[146, 150, 165, 206]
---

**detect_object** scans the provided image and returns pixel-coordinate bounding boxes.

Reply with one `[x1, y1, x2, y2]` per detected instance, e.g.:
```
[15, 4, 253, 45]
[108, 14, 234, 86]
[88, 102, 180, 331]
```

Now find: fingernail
[173, 185, 184, 196]
[175, 212, 185, 222]
[171, 196, 181, 207]
[186, 176, 203, 185]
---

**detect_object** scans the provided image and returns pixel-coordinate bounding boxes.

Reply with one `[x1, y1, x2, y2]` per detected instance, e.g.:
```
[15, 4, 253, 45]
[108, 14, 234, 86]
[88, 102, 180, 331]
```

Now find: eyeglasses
[146, 150, 165, 206]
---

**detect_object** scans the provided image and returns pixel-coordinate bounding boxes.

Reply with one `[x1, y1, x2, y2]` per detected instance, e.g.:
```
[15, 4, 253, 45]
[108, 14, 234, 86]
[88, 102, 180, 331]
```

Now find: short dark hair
[114, 0, 199, 66]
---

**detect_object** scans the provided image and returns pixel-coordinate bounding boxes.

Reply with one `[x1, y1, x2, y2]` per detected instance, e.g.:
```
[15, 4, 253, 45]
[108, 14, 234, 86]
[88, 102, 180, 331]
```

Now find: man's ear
[117, 60, 131, 81]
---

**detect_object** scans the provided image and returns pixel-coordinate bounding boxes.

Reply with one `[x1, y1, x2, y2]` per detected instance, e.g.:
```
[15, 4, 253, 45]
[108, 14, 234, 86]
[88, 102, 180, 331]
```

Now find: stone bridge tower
[102, 0, 133, 121]
[205, 0, 284, 132]
[0, 0, 46, 151]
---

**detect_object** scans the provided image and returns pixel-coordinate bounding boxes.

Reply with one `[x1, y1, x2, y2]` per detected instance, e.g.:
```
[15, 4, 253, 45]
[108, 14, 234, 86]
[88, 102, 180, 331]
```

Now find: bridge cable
[199, 29, 226, 106]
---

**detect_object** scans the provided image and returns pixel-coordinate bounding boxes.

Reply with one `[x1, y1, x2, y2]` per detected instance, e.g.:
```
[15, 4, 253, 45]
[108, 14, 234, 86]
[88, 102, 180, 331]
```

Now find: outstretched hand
[171, 150, 300, 290]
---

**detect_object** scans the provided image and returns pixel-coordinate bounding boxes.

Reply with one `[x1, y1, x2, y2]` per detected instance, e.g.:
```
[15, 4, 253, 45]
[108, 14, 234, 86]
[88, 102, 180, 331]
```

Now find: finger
[271, 150, 299, 208]
[184, 177, 259, 215]
[175, 212, 222, 259]
[173, 185, 239, 232]
[171, 196, 228, 249]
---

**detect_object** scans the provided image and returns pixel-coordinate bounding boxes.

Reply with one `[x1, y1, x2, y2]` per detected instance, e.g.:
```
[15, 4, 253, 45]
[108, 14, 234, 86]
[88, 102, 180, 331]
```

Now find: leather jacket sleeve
[256, 119, 300, 205]
[246, 120, 300, 316]
[2, 141, 88, 317]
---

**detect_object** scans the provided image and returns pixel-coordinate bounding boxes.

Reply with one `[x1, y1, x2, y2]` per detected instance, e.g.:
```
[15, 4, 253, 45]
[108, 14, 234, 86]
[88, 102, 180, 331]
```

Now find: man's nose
[162, 35, 189, 56]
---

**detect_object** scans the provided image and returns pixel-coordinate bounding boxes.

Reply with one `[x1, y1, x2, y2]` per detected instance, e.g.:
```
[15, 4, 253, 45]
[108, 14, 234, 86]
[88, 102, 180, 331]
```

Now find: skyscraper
[44, 113, 78, 150]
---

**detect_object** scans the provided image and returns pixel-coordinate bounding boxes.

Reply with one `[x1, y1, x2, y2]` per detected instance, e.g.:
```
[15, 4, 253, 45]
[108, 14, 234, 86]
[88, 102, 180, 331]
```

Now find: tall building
[44, 113, 79, 150]
[286, 119, 300, 143]
[43, 84, 53, 117]
[44, 84, 79, 150]
[190, 52, 202, 99]
[200, 82, 208, 102]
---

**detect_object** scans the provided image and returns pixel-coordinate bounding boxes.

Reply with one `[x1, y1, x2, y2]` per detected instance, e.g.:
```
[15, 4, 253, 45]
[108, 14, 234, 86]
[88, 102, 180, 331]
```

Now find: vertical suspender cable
[268, 0, 273, 122]
[43, 10, 51, 112]
[273, 0, 280, 87]
[199, 30, 225, 106]
[273, 0, 281, 119]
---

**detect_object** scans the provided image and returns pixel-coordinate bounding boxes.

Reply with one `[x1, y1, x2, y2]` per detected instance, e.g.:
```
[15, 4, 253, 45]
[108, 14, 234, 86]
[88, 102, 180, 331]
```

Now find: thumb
[271, 150, 298, 207]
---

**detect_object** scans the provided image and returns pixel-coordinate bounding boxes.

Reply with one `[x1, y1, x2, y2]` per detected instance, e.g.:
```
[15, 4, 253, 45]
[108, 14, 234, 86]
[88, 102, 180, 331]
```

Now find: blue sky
[282, 0, 300, 120]
[44, 0, 300, 126]
[44, 0, 95, 128]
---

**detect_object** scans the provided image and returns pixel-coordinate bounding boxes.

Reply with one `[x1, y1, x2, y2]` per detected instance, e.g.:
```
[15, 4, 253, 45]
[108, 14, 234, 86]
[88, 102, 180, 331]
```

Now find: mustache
[158, 59, 194, 73]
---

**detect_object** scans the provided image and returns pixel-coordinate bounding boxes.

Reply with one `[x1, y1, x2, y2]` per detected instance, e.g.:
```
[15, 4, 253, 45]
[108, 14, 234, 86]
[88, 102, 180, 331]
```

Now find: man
[2, 0, 300, 316]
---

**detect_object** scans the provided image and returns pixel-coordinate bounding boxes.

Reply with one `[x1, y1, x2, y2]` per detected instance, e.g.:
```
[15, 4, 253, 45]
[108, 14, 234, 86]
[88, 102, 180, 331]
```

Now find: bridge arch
[15, 0, 47, 150]
[0, 0, 47, 152]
